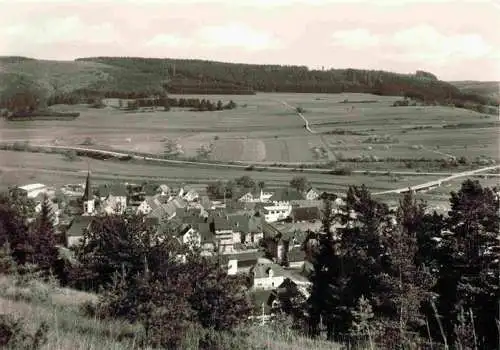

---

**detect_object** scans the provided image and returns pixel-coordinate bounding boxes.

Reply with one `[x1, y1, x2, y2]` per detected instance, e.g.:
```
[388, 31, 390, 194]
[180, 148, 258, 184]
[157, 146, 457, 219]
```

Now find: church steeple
[82, 164, 95, 215]
[82, 167, 92, 201]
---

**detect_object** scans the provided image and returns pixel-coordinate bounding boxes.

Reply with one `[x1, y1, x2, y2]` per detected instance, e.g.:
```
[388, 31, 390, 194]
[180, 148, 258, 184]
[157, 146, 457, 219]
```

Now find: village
[10, 172, 347, 321]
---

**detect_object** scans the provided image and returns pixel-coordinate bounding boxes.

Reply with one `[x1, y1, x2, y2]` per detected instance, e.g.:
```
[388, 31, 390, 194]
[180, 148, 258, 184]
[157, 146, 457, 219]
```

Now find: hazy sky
[1, 0, 499, 81]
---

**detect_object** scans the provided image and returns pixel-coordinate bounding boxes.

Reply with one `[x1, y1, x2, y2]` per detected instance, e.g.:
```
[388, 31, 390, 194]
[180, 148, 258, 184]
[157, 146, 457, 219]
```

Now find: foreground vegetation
[0, 177, 498, 349]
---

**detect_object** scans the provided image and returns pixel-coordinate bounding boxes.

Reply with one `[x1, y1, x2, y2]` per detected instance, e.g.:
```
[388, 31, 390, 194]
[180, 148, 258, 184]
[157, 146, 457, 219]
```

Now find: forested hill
[0, 56, 498, 113]
[77, 56, 499, 108]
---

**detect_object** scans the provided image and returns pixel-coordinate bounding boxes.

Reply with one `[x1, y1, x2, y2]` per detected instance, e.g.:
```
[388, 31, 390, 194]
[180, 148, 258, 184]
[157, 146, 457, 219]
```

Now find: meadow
[0, 92, 497, 165]
[0, 92, 498, 205]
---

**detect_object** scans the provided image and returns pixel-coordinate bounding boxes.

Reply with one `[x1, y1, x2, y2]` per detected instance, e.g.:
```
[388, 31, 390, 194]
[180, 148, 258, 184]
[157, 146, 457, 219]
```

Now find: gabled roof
[269, 189, 305, 202]
[251, 262, 286, 279]
[147, 201, 177, 220]
[291, 206, 322, 222]
[98, 183, 128, 198]
[229, 215, 263, 234]
[196, 222, 214, 243]
[67, 215, 93, 237]
[224, 250, 263, 267]
[143, 196, 162, 211]
[287, 246, 306, 263]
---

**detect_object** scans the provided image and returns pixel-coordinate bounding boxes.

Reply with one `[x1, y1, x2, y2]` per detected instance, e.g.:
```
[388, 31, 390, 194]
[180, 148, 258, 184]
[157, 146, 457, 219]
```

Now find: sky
[0, 0, 499, 81]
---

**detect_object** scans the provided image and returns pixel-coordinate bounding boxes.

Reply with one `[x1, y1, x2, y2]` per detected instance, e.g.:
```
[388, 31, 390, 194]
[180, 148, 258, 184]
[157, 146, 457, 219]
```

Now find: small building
[238, 189, 274, 203]
[250, 262, 286, 290]
[136, 196, 163, 215]
[18, 183, 48, 199]
[66, 215, 93, 247]
[262, 202, 293, 223]
[290, 206, 322, 223]
[225, 250, 263, 275]
[304, 187, 321, 201]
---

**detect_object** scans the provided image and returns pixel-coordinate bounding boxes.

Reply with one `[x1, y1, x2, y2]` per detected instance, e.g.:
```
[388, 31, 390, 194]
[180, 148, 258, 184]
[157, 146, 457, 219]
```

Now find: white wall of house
[67, 236, 83, 247]
[136, 201, 153, 215]
[181, 228, 202, 247]
[305, 189, 320, 201]
[102, 195, 127, 215]
[289, 261, 305, 269]
[183, 190, 199, 202]
[263, 202, 292, 223]
[83, 199, 95, 215]
[253, 274, 285, 290]
[227, 260, 238, 275]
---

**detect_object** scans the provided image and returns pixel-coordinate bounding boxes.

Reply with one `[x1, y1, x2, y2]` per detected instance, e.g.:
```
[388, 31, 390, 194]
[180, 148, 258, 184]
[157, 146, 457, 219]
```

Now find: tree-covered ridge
[77, 56, 499, 107]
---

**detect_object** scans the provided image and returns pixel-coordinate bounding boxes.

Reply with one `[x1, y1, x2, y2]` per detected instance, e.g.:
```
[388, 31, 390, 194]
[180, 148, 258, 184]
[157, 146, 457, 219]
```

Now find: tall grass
[0, 274, 343, 350]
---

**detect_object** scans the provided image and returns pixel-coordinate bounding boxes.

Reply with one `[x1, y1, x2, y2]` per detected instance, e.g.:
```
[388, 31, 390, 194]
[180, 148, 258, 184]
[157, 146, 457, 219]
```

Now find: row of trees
[125, 97, 237, 112]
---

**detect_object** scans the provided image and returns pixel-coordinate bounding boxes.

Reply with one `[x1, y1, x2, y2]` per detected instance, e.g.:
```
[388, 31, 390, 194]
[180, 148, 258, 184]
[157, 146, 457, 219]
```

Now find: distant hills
[0, 55, 498, 113]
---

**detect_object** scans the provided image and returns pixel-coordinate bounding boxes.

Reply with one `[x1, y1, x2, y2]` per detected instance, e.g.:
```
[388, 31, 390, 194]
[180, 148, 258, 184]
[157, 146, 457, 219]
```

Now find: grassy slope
[0, 274, 342, 350]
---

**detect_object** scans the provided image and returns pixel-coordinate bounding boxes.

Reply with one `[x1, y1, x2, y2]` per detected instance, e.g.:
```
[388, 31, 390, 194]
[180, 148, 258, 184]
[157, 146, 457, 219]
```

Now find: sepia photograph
[0, 0, 498, 349]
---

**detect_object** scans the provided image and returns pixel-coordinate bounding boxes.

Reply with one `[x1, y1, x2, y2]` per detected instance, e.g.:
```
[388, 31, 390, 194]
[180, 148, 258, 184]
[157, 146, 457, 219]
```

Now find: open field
[0, 150, 447, 193]
[1, 93, 498, 168]
[0, 150, 497, 211]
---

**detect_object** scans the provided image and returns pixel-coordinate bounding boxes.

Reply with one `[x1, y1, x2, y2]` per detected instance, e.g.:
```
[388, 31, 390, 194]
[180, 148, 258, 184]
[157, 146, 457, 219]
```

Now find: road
[2, 143, 498, 196]
[277, 100, 316, 134]
[373, 165, 500, 195]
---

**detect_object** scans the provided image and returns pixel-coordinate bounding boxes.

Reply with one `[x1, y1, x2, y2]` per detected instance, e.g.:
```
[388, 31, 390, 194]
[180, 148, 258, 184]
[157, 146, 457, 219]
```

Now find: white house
[136, 196, 162, 215]
[250, 262, 286, 290]
[18, 184, 48, 199]
[178, 225, 202, 248]
[182, 189, 199, 202]
[304, 188, 320, 201]
[158, 184, 171, 197]
[238, 189, 274, 203]
[262, 201, 293, 223]
[101, 195, 127, 215]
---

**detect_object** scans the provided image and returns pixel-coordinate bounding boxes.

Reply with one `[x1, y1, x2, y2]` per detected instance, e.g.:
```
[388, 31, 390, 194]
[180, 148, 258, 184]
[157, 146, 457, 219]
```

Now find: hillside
[449, 80, 500, 101]
[0, 56, 498, 111]
[0, 274, 342, 350]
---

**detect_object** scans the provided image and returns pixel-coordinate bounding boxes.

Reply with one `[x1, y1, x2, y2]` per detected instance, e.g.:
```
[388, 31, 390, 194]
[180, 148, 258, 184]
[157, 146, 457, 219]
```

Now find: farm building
[17, 183, 48, 199]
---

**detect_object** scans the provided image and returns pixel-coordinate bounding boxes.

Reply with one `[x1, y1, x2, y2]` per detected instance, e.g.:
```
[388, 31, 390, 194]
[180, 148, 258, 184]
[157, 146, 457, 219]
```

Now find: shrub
[0, 314, 49, 350]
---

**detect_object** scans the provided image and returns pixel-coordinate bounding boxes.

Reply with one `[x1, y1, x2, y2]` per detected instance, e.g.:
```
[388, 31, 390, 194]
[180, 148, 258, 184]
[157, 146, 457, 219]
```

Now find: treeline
[127, 97, 237, 111]
[77, 57, 499, 107]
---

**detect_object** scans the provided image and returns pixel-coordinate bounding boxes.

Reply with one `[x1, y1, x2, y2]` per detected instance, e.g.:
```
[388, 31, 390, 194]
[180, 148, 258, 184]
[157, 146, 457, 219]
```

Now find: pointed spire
[82, 163, 92, 201]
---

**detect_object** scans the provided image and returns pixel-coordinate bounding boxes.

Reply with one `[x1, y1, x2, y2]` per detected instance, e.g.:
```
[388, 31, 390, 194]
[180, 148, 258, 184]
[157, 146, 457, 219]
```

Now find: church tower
[82, 168, 95, 215]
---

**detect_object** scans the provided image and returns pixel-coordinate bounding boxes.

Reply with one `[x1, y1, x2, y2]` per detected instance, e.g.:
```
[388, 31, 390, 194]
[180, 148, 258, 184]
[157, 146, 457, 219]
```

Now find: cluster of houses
[12, 172, 348, 321]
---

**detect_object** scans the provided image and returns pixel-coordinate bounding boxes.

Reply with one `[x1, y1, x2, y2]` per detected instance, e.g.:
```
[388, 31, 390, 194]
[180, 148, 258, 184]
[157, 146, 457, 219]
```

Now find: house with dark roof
[250, 262, 286, 290]
[225, 250, 264, 275]
[136, 195, 163, 215]
[269, 188, 305, 203]
[304, 187, 321, 201]
[66, 215, 93, 247]
[290, 206, 322, 223]
[98, 183, 128, 215]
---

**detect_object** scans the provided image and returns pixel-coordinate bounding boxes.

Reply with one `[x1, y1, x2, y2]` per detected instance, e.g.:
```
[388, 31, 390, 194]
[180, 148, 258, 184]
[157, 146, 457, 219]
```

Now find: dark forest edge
[0, 179, 498, 349]
[0, 56, 498, 115]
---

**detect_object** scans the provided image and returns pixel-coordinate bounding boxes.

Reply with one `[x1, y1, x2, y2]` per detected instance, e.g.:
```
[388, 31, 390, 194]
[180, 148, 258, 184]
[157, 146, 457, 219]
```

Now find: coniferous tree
[31, 194, 59, 275]
[435, 180, 499, 349]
